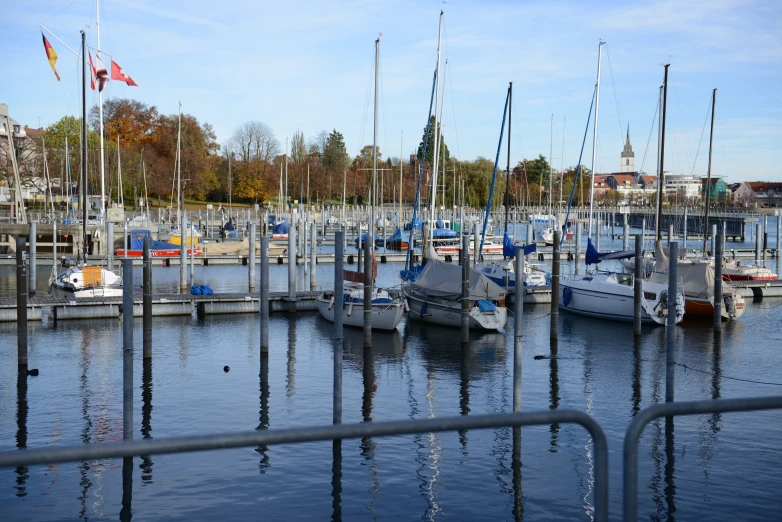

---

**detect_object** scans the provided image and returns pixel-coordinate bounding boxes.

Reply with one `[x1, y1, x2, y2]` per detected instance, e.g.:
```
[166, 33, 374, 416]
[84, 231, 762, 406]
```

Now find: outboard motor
[724, 293, 736, 319]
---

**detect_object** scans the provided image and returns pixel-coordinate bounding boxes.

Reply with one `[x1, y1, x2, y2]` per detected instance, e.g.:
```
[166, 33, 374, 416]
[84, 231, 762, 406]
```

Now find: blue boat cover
[190, 284, 214, 295]
[477, 299, 496, 312]
[400, 263, 425, 282]
[224, 217, 235, 231]
[272, 220, 289, 234]
[354, 233, 381, 245]
[585, 237, 634, 265]
[432, 227, 456, 238]
[436, 218, 445, 228]
[387, 227, 409, 244]
[128, 230, 181, 251]
[404, 218, 422, 231]
[502, 232, 537, 258]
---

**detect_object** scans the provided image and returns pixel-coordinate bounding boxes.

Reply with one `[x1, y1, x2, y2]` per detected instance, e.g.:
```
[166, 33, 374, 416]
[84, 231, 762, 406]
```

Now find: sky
[3, 0, 781, 182]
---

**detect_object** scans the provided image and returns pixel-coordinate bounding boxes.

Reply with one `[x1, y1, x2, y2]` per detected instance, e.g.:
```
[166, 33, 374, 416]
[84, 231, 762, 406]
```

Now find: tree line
[3, 97, 599, 210]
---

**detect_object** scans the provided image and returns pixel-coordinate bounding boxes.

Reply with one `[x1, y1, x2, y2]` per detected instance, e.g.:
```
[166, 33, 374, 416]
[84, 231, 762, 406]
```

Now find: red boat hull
[114, 248, 202, 257]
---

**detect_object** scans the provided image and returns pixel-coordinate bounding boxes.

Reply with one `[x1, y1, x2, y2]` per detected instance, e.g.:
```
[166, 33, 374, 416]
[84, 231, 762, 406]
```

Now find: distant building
[700, 177, 727, 203]
[606, 173, 639, 201]
[733, 181, 782, 207]
[620, 124, 634, 173]
[664, 173, 701, 203]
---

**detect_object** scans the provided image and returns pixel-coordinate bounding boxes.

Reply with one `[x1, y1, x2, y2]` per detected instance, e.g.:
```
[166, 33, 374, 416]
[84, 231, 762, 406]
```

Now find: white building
[664, 173, 701, 203]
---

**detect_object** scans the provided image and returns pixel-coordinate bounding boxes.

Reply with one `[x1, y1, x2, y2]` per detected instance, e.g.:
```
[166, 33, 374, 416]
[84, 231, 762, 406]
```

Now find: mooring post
[310, 223, 317, 290]
[143, 236, 152, 358]
[763, 230, 768, 268]
[179, 214, 187, 291]
[122, 258, 134, 441]
[550, 231, 560, 340]
[260, 237, 270, 353]
[28, 222, 36, 296]
[107, 220, 114, 272]
[288, 220, 297, 301]
[248, 222, 256, 291]
[514, 246, 524, 412]
[623, 221, 629, 252]
[461, 234, 470, 343]
[633, 234, 642, 337]
[575, 222, 582, 275]
[755, 223, 762, 264]
[668, 223, 673, 246]
[333, 231, 344, 425]
[714, 229, 723, 331]
[525, 224, 533, 264]
[777, 212, 781, 278]
[474, 223, 480, 266]
[16, 237, 28, 372]
[665, 241, 678, 403]
[683, 207, 688, 253]
[363, 237, 372, 348]
[52, 222, 57, 270]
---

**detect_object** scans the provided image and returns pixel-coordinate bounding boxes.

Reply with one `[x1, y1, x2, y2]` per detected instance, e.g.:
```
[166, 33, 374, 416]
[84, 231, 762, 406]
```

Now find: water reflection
[256, 353, 270, 473]
[458, 343, 470, 449]
[360, 345, 380, 514]
[512, 427, 523, 522]
[632, 338, 642, 417]
[140, 359, 154, 484]
[15, 372, 28, 498]
[549, 340, 560, 452]
[340, 326, 403, 371]
[664, 418, 677, 522]
[404, 321, 506, 376]
[78, 329, 93, 520]
[287, 317, 296, 399]
[331, 440, 342, 522]
[120, 457, 133, 522]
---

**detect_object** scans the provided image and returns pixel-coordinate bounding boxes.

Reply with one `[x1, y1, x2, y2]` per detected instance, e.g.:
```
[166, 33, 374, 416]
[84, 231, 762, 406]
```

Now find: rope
[604, 44, 625, 144]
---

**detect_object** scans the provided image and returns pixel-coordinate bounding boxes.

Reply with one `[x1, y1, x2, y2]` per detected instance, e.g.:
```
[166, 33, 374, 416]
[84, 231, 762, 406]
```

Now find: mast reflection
[286, 317, 296, 399]
[139, 359, 153, 484]
[15, 371, 28, 498]
[256, 353, 270, 473]
[549, 339, 560, 452]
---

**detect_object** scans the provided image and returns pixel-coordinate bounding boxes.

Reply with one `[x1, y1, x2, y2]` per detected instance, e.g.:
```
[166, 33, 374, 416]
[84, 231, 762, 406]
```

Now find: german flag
[42, 33, 60, 81]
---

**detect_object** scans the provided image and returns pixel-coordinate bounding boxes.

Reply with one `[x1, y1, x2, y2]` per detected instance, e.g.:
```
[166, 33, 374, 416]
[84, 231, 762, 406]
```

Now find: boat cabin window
[644, 292, 657, 301]
[617, 274, 632, 286]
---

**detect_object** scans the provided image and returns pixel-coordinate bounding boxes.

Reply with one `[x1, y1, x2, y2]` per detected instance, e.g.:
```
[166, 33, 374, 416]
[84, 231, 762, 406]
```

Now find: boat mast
[655, 65, 669, 242]
[96, 0, 106, 220]
[80, 30, 88, 262]
[703, 88, 717, 253]
[176, 101, 182, 220]
[559, 117, 565, 222]
[117, 135, 123, 207]
[587, 40, 604, 239]
[429, 11, 444, 250]
[371, 36, 379, 256]
[503, 82, 513, 235]
[399, 131, 403, 224]
[549, 113, 553, 226]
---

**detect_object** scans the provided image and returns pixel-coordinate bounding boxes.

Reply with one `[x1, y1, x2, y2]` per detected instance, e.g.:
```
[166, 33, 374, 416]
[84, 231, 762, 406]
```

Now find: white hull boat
[559, 272, 684, 325]
[317, 282, 403, 331]
[475, 261, 547, 287]
[50, 265, 123, 299]
[403, 287, 507, 330]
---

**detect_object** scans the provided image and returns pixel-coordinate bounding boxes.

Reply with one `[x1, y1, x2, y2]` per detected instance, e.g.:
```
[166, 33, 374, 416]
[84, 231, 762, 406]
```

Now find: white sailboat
[51, 30, 122, 299]
[559, 42, 683, 326]
[317, 36, 404, 332]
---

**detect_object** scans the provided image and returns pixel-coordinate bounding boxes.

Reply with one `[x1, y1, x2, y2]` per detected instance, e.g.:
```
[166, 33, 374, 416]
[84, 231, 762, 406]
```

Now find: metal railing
[623, 395, 782, 522]
[0, 409, 609, 522]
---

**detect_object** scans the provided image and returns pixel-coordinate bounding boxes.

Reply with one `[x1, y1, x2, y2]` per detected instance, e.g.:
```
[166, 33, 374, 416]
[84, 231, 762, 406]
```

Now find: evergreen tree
[416, 116, 450, 165]
[323, 129, 350, 174]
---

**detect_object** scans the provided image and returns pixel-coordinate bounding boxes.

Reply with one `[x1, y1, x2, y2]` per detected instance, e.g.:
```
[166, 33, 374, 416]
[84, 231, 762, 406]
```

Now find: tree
[225, 121, 280, 166]
[291, 130, 306, 164]
[323, 129, 350, 175]
[90, 98, 161, 149]
[307, 129, 329, 160]
[416, 115, 450, 165]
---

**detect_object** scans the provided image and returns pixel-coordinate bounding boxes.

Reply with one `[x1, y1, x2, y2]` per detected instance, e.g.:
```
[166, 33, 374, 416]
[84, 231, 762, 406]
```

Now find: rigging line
[672, 361, 782, 386]
[356, 46, 375, 159]
[39, 0, 80, 24]
[671, 79, 694, 173]
[379, 44, 390, 177]
[637, 95, 660, 175]
[689, 96, 713, 177]
[604, 43, 624, 145]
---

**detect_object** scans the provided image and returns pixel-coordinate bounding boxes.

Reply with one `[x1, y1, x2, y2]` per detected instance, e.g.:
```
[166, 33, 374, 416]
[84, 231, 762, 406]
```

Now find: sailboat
[559, 43, 684, 326]
[51, 30, 122, 299]
[317, 36, 404, 331]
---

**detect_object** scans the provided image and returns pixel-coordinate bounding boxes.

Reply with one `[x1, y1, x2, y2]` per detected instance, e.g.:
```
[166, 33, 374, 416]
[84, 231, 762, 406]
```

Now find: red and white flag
[111, 60, 137, 86]
[93, 54, 109, 92]
[88, 52, 96, 90]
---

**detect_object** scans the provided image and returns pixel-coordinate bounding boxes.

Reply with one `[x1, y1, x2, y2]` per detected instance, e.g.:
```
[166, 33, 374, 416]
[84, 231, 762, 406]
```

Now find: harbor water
[1, 225, 782, 520]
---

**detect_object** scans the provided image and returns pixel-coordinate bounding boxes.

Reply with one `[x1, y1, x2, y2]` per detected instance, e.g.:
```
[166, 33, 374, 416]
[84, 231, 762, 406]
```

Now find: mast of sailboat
[549, 113, 553, 227]
[96, 0, 106, 220]
[587, 40, 604, 239]
[370, 36, 379, 258]
[428, 11, 444, 251]
[559, 117, 565, 220]
[655, 65, 670, 242]
[479, 84, 511, 258]
[80, 30, 88, 262]
[503, 82, 513, 235]
[65, 136, 73, 220]
[702, 88, 717, 253]
[176, 101, 182, 221]
[399, 131, 403, 225]
[117, 135, 123, 207]
[141, 151, 149, 220]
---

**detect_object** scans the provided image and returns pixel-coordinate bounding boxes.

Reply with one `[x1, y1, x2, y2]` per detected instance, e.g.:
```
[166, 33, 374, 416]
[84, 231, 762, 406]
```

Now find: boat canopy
[387, 227, 409, 243]
[224, 217, 236, 232]
[128, 230, 179, 251]
[411, 258, 506, 300]
[502, 232, 537, 258]
[585, 237, 634, 265]
[272, 220, 289, 234]
[405, 218, 423, 231]
[647, 240, 729, 302]
[432, 227, 457, 239]
[354, 233, 381, 245]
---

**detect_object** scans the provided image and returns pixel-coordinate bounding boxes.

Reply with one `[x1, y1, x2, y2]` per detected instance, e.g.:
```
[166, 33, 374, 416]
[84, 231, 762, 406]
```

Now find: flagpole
[96, 0, 107, 221]
[39, 25, 81, 58]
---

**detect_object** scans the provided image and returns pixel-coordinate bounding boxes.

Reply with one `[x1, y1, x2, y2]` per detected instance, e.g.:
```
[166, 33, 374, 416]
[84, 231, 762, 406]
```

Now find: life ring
[562, 287, 572, 307]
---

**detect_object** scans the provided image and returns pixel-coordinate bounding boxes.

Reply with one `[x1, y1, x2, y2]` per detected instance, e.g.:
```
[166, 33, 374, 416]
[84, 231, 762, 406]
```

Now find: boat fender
[328, 295, 335, 310]
[348, 302, 354, 317]
[562, 287, 572, 307]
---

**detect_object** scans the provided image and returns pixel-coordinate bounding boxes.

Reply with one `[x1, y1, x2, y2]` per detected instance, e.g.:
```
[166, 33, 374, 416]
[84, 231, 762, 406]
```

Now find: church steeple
[620, 122, 634, 173]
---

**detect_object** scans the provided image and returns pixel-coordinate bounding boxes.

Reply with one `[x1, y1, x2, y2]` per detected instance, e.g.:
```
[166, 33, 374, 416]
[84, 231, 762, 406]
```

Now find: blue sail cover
[224, 217, 235, 232]
[128, 230, 180, 251]
[354, 233, 381, 246]
[585, 237, 634, 265]
[404, 218, 422, 231]
[432, 227, 456, 238]
[387, 227, 409, 244]
[502, 232, 537, 258]
[272, 220, 289, 234]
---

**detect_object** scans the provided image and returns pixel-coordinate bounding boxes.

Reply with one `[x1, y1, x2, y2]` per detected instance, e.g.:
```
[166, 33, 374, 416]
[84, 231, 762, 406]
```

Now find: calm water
[1, 225, 782, 521]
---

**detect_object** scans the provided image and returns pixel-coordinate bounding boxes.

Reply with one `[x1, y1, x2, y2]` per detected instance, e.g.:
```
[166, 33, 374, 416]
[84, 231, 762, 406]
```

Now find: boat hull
[316, 296, 403, 330]
[402, 288, 507, 330]
[684, 293, 746, 320]
[114, 248, 201, 257]
[386, 241, 409, 251]
[51, 282, 123, 299]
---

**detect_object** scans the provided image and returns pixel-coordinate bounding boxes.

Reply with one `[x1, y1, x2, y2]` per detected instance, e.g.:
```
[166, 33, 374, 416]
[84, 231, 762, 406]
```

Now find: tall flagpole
[96, 0, 106, 220]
